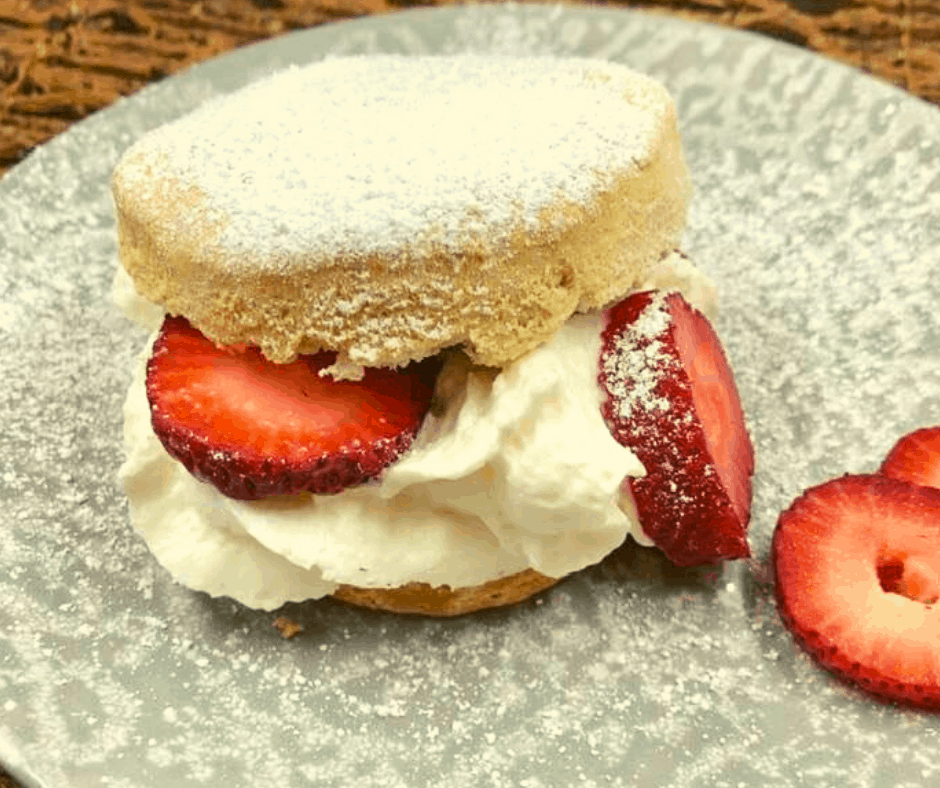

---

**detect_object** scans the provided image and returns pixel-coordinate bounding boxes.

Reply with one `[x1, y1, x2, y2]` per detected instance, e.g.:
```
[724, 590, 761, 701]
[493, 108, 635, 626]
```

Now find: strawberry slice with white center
[773, 474, 940, 710]
[598, 290, 753, 566]
[146, 315, 439, 500]
[880, 426, 940, 490]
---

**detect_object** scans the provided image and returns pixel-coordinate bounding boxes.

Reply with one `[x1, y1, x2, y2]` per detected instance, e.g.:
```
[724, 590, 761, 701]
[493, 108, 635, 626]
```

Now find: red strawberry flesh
[671, 299, 752, 526]
[773, 474, 940, 710]
[880, 426, 940, 491]
[598, 290, 753, 566]
[146, 316, 439, 500]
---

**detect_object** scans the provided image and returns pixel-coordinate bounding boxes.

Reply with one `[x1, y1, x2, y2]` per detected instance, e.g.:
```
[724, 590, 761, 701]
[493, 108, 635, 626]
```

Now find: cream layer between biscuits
[115, 252, 716, 610]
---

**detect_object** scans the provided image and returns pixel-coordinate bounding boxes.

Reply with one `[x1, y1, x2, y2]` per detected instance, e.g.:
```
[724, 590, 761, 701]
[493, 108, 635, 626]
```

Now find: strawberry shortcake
[112, 54, 754, 615]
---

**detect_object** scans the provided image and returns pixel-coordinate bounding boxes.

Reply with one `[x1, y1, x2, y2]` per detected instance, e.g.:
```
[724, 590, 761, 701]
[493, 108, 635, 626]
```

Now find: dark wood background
[1, 0, 937, 785]
[0, 0, 938, 176]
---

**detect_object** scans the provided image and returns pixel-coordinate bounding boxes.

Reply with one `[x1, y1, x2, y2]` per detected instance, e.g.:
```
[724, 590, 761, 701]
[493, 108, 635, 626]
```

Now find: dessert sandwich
[112, 54, 755, 616]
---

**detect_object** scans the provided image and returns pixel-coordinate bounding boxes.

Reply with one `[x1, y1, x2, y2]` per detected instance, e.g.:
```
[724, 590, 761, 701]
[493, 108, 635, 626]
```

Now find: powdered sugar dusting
[116, 54, 666, 266]
[601, 290, 677, 418]
[5, 5, 940, 788]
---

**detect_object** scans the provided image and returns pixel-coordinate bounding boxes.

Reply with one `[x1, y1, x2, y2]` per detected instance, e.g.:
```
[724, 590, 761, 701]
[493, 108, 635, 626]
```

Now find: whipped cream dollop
[117, 252, 716, 610]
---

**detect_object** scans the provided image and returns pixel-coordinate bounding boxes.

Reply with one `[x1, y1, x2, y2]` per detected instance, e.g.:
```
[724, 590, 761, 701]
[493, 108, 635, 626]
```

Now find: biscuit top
[115, 55, 668, 269]
[113, 54, 690, 366]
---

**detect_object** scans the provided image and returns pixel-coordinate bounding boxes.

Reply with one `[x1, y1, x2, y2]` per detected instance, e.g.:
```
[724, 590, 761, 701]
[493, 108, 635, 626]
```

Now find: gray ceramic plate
[3, 5, 940, 787]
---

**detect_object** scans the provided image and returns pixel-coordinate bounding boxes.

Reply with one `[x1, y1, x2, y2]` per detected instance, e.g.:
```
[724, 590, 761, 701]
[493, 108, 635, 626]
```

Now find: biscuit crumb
[273, 616, 304, 639]
[319, 356, 365, 381]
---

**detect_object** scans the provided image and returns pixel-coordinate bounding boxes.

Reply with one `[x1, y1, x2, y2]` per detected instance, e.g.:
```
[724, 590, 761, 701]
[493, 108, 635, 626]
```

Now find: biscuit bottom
[331, 569, 561, 616]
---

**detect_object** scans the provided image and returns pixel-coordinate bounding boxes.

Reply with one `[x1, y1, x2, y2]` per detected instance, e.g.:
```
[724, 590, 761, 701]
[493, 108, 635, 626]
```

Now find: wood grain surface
[0, 0, 938, 177]
[0, 1, 936, 786]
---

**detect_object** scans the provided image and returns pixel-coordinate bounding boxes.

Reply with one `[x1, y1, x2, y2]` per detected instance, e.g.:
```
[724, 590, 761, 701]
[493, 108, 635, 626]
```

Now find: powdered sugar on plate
[3, 5, 940, 788]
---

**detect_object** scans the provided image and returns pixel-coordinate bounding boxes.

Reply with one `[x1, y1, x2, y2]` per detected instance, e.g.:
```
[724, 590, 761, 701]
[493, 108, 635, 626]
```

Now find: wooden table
[0, 0, 937, 785]
[0, 0, 938, 175]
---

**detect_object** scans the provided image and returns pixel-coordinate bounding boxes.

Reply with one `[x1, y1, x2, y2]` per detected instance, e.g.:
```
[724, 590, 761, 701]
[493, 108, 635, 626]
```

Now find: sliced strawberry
[773, 474, 940, 710]
[146, 315, 439, 500]
[598, 290, 753, 566]
[881, 426, 940, 490]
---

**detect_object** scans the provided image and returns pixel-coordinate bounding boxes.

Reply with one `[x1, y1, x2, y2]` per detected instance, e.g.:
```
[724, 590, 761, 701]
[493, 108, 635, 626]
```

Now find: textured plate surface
[3, 5, 940, 787]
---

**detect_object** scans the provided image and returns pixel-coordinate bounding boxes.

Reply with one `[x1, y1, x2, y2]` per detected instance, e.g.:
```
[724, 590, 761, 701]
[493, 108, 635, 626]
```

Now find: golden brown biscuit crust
[112, 57, 691, 367]
[330, 569, 561, 616]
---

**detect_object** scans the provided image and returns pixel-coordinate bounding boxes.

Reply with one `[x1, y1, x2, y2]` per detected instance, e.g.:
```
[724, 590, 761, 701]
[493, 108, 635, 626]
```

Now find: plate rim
[4, 4, 940, 787]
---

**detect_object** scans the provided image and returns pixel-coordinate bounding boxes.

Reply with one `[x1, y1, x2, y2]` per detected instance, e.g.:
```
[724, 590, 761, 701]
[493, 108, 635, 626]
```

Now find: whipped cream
[117, 252, 716, 610]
